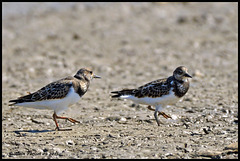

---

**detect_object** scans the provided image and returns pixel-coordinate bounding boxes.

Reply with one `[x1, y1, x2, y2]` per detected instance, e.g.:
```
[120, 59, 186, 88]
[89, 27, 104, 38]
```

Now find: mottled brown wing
[134, 78, 171, 98]
[9, 80, 73, 104]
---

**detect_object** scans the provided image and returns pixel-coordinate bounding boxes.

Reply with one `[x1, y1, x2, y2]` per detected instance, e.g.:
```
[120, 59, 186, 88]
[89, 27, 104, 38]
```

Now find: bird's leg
[148, 106, 172, 119]
[53, 112, 61, 131]
[55, 115, 80, 124]
[148, 106, 161, 126]
[158, 112, 172, 119]
[53, 112, 76, 131]
[154, 111, 161, 126]
[149, 106, 164, 126]
[147, 105, 155, 111]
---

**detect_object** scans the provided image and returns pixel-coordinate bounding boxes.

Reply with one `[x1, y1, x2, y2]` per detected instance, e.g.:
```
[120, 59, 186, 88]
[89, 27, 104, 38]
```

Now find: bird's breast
[65, 86, 81, 106]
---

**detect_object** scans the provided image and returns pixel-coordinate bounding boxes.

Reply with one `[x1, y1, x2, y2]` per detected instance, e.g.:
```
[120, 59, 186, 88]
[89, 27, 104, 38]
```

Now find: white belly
[120, 88, 180, 107]
[14, 86, 81, 114]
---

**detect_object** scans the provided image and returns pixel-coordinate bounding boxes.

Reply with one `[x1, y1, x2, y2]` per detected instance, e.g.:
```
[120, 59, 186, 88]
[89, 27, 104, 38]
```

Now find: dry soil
[2, 2, 238, 159]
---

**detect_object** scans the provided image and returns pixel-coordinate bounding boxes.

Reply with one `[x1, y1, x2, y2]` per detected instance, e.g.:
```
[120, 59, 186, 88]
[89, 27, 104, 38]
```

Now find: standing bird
[9, 68, 101, 131]
[111, 66, 192, 126]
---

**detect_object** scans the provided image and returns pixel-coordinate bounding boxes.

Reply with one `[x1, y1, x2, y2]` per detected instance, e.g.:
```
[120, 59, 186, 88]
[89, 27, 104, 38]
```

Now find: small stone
[91, 147, 97, 151]
[105, 116, 120, 121]
[206, 115, 213, 122]
[118, 117, 127, 123]
[43, 148, 48, 153]
[171, 114, 178, 120]
[108, 134, 115, 138]
[203, 128, 209, 134]
[66, 140, 74, 146]
[37, 148, 44, 153]
[94, 134, 101, 139]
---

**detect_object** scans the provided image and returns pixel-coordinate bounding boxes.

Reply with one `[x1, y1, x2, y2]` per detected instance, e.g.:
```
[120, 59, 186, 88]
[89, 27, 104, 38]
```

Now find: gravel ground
[2, 2, 238, 159]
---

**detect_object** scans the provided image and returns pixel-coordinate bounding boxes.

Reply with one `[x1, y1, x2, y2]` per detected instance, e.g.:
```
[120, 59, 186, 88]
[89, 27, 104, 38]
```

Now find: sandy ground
[2, 2, 238, 159]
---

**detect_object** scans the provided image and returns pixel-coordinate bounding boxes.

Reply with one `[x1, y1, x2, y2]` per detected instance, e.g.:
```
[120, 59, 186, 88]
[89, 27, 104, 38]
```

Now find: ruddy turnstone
[111, 66, 192, 126]
[9, 68, 101, 131]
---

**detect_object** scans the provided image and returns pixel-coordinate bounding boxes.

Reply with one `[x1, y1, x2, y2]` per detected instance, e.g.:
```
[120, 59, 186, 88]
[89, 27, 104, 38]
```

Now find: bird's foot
[55, 127, 72, 131]
[158, 112, 172, 119]
[147, 105, 155, 111]
[67, 118, 80, 124]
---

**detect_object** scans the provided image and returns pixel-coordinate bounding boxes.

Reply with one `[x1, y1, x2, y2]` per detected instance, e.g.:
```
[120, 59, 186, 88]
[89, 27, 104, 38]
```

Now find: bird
[9, 68, 101, 131]
[111, 66, 192, 126]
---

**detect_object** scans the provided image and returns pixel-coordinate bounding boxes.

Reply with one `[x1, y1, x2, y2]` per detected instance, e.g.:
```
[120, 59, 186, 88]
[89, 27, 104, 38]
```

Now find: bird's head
[74, 68, 101, 81]
[173, 66, 192, 82]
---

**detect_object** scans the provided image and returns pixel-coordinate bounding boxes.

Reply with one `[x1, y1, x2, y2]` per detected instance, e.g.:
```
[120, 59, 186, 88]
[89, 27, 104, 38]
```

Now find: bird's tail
[111, 89, 136, 98]
[9, 99, 20, 106]
[9, 92, 33, 106]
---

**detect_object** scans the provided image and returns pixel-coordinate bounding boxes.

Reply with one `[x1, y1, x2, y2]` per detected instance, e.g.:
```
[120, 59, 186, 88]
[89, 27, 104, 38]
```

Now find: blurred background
[2, 2, 238, 159]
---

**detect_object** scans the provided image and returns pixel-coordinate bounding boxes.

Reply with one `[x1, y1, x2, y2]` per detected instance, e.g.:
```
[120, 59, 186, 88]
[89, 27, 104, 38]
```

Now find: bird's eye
[178, 70, 183, 74]
[90, 71, 93, 74]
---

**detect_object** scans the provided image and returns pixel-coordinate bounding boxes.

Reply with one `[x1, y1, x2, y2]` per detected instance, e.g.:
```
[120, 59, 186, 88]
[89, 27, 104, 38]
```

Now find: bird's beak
[93, 74, 101, 79]
[184, 73, 192, 78]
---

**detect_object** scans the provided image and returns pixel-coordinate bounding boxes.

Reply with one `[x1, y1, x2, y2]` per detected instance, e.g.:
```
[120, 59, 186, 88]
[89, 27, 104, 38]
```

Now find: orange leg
[52, 112, 79, 131]
[147, 105, 155, 111]
[147, 106, 172, 119]
[158, 112, 172, 119]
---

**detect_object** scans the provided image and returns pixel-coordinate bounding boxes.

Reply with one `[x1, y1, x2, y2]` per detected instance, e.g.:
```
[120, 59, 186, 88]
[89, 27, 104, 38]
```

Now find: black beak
[184, 73, 192, 78]
[93, 74, 101, 79]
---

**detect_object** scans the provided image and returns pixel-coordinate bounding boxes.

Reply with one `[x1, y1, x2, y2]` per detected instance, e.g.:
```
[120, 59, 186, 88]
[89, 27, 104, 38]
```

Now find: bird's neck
[74, 75, 83, 80]
[173, 76, 184, 84]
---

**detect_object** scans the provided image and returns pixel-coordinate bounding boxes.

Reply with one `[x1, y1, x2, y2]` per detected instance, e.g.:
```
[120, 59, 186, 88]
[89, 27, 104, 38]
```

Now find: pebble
[118, 117, 127, 123]
[66, 140, 74, 146]
[91, 147, 97, 151]
[206, 115, 214, 122]
[37, 148, 44, 153]
[105, 116, 120, 121]
[170, 114, 178, 120]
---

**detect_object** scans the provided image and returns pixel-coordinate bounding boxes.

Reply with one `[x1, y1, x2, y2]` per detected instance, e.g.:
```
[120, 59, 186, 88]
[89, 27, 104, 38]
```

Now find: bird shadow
[13, 129, 55, 134]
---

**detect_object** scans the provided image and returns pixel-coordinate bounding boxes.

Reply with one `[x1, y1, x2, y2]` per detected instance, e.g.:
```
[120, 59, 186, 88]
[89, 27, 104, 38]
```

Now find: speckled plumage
[111, 66, 192, 126]
[9, 69, 98, 104]
[9, 68, 101, 131]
